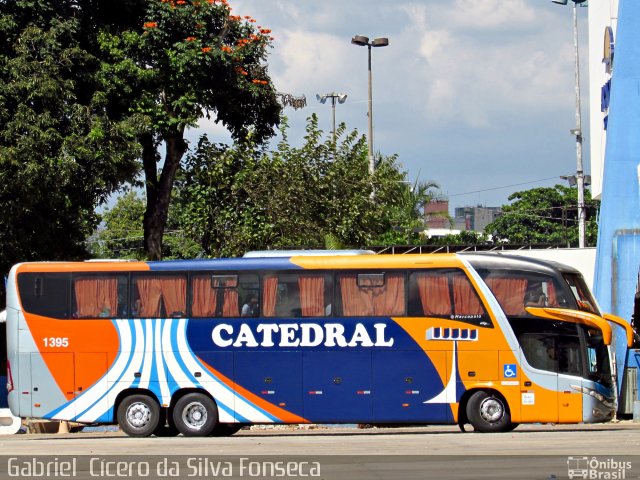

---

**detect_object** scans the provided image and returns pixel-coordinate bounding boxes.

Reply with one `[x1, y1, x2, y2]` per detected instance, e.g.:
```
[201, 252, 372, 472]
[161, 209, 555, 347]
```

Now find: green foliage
[91, 189, 200, 259]
[175, 115, 440, 257]
[0, 1, 140, 282]
[94, 0, 282, 258]
[98, 0, 280, 142]
[485, 185, 599, 246]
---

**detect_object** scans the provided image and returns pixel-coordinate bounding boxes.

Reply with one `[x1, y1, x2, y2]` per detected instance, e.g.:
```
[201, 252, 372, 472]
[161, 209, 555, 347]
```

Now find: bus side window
[408, 271, 452, 317]
[191, 273, 258, 318]
[262, 272, 332, 318]
[408, 270, 490, 326]
[72, 274, 128, 318]
[336, 272, 405, 317]
[131, 274, 186, 318]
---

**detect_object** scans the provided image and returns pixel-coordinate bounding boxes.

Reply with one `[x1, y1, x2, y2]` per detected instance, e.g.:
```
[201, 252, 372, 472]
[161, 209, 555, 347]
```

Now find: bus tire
[209, 423, 242, 437]
[466, 390, 511, 433]
[117, 394, 160, 438]
[172, 393, 218, 437]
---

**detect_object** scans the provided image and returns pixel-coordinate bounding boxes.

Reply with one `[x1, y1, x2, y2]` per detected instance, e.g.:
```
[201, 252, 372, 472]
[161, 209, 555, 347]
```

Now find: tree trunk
[142, 129, 187, 260]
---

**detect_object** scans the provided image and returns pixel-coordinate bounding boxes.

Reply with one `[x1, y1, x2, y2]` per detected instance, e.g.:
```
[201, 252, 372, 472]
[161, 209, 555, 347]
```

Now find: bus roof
[11, 252, 580, 275]
[460, 252, 582, 276]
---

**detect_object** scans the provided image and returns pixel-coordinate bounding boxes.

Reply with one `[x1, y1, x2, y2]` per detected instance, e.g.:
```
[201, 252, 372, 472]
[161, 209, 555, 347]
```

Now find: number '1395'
[43, 337, 69, 348]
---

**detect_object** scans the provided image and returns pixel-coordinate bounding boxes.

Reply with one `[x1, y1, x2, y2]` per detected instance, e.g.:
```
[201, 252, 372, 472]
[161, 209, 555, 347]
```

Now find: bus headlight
[571, 384, 612, 407]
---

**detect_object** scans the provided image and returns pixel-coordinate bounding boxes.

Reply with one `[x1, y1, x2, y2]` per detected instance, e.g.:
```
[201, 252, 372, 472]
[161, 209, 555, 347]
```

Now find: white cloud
[197, 0, 589, 209]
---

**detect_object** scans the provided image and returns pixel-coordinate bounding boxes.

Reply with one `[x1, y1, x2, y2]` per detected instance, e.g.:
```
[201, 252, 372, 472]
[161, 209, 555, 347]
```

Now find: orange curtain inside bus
[546, 282, 558, 306]
[339, 274, 405, 316]
[485, 277, 527, 315]
[262, 275, 279, 317]
[373, 274, 404, 315]
[136, 277, 185, 317]
[416, 275, 451, 316]
[298, 275, 325, 317]
[192, 277, 217, 317]
[74, 278, 118, 318]
[135, 278, 163, 317]
[453, 275, 484, 315]
[223, 283, 240, 317]
[161, 277, 186, 317]
[192, 277, 240, 317]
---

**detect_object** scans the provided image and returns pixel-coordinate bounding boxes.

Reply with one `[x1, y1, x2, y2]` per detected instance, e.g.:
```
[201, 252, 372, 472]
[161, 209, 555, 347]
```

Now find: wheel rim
[479, 397, 504, 424]
[182, 401, 208, 430]
[126, 401, 153, 429]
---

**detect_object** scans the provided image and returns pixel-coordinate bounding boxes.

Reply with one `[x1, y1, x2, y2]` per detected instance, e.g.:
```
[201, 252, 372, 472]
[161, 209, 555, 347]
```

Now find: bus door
[518, 332, 582, 423]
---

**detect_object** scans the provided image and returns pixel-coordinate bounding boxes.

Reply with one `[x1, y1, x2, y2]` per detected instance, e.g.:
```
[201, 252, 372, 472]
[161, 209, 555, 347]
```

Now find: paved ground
[0, 422, 638, 479]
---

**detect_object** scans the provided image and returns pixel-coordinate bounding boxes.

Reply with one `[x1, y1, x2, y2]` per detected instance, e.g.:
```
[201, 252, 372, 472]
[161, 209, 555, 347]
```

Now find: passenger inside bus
[241, 296, 259, 317]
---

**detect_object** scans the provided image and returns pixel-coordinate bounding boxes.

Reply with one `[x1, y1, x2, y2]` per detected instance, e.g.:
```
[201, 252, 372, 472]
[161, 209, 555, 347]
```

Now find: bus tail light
[6, 360, 14, 393]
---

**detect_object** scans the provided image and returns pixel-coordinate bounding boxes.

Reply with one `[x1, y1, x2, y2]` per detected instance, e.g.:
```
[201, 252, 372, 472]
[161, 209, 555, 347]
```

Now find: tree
[91, 190, 200, 259]
[485, 185, 599, 246]
[371, 178, 443, 246]
[175, 115, 429, 257]
[0, 1, 139, 282]
[97, 0, 281, 259]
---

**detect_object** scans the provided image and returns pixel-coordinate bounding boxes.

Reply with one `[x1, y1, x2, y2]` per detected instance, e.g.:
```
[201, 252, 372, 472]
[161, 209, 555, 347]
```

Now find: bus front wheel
[172, 393, 218, 437]
[117, 394, 161, 438]
[466, 391, 511, 433]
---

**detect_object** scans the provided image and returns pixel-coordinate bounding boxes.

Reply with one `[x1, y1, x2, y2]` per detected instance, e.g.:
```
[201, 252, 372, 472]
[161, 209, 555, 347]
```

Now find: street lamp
[316, 93, 348, 143]
[552, 0, 588, 247]
[351, 35, 389, 180]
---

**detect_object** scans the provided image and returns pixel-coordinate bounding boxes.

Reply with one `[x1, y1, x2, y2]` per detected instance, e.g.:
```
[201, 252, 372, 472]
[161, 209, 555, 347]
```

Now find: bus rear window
[17, 273, 71, 319]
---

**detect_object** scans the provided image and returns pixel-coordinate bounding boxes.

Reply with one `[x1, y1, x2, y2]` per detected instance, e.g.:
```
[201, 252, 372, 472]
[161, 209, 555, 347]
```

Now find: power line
[448, 176, 564, 197]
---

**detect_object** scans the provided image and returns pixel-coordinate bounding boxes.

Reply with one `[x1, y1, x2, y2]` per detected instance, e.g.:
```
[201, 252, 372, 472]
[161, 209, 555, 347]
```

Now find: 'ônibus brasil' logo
[211, 323, 394, 348]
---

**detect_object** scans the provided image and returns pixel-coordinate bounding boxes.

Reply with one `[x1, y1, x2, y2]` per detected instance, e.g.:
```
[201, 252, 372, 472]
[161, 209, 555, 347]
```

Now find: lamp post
[316, 93, 348, 143]
[552, 0, 587, 248]
[351, 35, 389, 179]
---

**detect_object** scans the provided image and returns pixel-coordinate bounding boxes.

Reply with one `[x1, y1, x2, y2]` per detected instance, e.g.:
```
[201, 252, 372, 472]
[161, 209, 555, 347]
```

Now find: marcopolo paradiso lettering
[211, 323, 395, 348]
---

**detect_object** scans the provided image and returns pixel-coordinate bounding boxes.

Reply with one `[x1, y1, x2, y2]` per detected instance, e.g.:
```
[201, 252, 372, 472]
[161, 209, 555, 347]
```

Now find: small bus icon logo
[567, 456, 589, 479]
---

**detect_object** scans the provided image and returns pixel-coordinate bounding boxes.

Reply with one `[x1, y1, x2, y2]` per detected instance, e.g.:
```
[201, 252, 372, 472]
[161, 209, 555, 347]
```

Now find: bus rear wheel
[466, 391, 511, 433]
[172, 393, 218, 437]
[117, 394, 160, 438]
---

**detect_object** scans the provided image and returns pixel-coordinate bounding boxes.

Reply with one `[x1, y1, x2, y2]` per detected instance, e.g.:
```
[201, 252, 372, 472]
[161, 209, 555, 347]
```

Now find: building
[454, 206, 502, 233]
[424, 199, 450, 229]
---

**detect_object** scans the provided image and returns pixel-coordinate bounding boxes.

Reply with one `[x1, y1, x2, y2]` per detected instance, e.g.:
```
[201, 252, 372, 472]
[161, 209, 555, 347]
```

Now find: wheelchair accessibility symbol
[503, 364, 517, 378]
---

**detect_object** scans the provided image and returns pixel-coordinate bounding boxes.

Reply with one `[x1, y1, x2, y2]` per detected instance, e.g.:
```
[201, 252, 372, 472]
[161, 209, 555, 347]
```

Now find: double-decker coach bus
[4, 252, 633, 436]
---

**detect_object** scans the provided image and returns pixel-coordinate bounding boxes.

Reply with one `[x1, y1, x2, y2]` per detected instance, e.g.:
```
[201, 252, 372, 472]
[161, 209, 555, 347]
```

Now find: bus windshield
[563, 273, 601, 316]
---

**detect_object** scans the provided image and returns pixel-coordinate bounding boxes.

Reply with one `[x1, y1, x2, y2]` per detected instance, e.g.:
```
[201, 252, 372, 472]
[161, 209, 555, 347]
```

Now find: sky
[192, 0, 591, 215]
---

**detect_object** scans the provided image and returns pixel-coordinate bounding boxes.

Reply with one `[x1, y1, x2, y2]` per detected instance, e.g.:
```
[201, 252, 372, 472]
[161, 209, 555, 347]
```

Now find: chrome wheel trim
[126, 401, 153, 429]
[182, 401, 208, 430]
[479, 397, 504, 424]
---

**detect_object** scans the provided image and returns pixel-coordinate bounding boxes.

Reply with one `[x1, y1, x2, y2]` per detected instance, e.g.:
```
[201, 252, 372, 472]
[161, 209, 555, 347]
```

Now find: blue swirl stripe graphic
[45, 319, 277, 424]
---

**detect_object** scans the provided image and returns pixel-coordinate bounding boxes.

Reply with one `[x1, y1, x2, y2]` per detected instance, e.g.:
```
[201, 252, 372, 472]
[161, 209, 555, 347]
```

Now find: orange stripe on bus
[15, 262, 150, 273]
